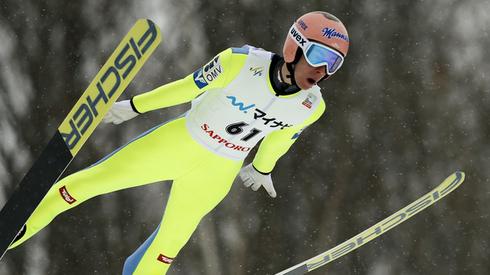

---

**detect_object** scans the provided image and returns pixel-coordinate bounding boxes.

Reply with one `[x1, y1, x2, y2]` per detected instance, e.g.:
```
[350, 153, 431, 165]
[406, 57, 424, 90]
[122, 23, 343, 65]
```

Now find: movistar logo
[322, 28, 349, 42]
[226, 96, 256, 113]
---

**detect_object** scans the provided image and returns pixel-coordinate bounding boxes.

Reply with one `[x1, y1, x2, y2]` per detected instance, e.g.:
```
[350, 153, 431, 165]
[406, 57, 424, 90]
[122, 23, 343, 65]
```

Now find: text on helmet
[322, 28, 349, 42]
[290, 27, 307, 47]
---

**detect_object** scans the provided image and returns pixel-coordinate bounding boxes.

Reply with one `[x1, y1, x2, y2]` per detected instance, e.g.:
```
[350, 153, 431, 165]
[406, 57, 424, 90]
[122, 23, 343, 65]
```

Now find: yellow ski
[0, 19, 161, 259]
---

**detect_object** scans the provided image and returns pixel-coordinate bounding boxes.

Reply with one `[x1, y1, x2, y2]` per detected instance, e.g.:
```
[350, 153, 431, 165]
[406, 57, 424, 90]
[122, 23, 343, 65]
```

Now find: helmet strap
[285, 62, 297, 86]
[285, 47, 305, 86]
[270, 55, 300, 96]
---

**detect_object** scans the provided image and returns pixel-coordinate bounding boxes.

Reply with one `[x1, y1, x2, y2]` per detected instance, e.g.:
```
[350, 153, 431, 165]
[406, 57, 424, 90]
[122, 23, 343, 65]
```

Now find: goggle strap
[288, 24, 308, 51]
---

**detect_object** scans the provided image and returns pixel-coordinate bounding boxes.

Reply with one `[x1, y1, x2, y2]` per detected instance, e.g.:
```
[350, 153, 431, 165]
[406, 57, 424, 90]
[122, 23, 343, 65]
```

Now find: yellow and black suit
[10, 46, 326, 275]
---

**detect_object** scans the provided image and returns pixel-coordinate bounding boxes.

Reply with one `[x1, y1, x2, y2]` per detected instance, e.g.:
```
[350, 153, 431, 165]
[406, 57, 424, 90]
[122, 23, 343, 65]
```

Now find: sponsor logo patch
[302, 93, 317, 109]
[225, 96, 292, 129]
[249, 66, 264, 76]
[290, 27, 307, 47]
[226, 95, 256, 113]
[157, 254, 174, 264]
[298, 19, 308, 31]
[200, 123, 252, 152]
[322, 27, 349, 42]
[193, 56, 223, 89]
[59, 186, 76, 204]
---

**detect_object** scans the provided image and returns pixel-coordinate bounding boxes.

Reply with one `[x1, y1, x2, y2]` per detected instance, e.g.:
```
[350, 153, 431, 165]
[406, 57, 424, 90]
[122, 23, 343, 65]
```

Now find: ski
[275, 171, 465, 275]
[0, 19, 161, 259]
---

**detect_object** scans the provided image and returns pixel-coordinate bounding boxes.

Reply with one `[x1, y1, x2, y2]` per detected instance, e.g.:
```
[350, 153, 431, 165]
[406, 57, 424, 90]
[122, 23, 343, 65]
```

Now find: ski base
[0, 19, 161, 259]
[275, 171, 465, 275]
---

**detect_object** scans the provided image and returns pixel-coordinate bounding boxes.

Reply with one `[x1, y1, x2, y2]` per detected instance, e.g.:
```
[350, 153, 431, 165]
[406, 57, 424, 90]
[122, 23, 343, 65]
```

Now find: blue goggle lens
[305, 43, 344, 75]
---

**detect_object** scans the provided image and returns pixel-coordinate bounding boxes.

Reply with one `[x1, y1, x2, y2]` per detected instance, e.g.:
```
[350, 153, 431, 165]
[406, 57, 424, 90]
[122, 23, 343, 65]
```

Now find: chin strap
[272, 57, 300, 96]
[285, 62, 297, 86]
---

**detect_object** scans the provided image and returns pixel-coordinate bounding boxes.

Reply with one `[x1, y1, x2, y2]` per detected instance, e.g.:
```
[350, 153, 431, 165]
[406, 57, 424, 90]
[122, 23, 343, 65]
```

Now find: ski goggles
[289, 24, 344, 75]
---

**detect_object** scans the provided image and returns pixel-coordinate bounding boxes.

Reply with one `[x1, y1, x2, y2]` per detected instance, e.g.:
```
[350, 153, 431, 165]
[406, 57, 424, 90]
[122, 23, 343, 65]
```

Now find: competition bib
[186, 48, 322, 160]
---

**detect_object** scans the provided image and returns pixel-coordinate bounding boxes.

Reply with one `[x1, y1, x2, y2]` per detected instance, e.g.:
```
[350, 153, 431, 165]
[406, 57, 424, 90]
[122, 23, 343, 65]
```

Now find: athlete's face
[294, 55, 327, 90]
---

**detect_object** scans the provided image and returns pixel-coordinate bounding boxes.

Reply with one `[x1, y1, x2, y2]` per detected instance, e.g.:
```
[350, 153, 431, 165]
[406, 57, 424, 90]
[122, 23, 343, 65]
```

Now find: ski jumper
[9, 46, 326, 275]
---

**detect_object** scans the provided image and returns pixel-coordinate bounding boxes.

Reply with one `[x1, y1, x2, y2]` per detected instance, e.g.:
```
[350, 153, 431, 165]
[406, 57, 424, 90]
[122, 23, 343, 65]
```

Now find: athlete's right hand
[103, 100, 139, 125]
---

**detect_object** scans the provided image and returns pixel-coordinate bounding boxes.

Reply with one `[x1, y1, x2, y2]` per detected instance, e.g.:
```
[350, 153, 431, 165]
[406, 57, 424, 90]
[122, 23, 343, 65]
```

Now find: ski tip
[449, 171, 465, 185]
[436, 171, 465, 198]
[454, 170, 465, 182]
[133, 19, 162, 42]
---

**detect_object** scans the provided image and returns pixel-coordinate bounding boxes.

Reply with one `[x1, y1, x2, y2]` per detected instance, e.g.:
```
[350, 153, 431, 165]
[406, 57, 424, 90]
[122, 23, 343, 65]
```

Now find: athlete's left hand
[239, 163, 277, 198]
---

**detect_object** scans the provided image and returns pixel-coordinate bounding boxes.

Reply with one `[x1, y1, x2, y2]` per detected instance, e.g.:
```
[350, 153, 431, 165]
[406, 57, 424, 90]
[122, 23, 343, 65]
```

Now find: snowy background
[1, 0, 489, 274]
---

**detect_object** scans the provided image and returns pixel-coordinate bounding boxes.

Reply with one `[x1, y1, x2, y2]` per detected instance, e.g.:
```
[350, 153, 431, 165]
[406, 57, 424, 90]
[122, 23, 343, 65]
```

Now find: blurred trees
[1, 0, 488, 274]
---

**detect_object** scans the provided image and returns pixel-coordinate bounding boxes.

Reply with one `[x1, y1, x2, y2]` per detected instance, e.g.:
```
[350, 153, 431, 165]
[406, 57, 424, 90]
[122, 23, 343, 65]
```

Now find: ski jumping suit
[9, 46, 326, 274]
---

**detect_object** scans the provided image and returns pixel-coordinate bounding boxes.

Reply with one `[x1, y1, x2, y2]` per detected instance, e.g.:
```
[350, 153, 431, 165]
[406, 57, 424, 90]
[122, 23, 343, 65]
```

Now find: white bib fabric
[185, 48, 322, 160]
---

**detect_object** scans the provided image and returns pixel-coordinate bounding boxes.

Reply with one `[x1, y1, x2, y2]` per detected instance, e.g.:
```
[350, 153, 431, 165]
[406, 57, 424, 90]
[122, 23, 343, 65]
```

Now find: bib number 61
[225, 122, 261, 142]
